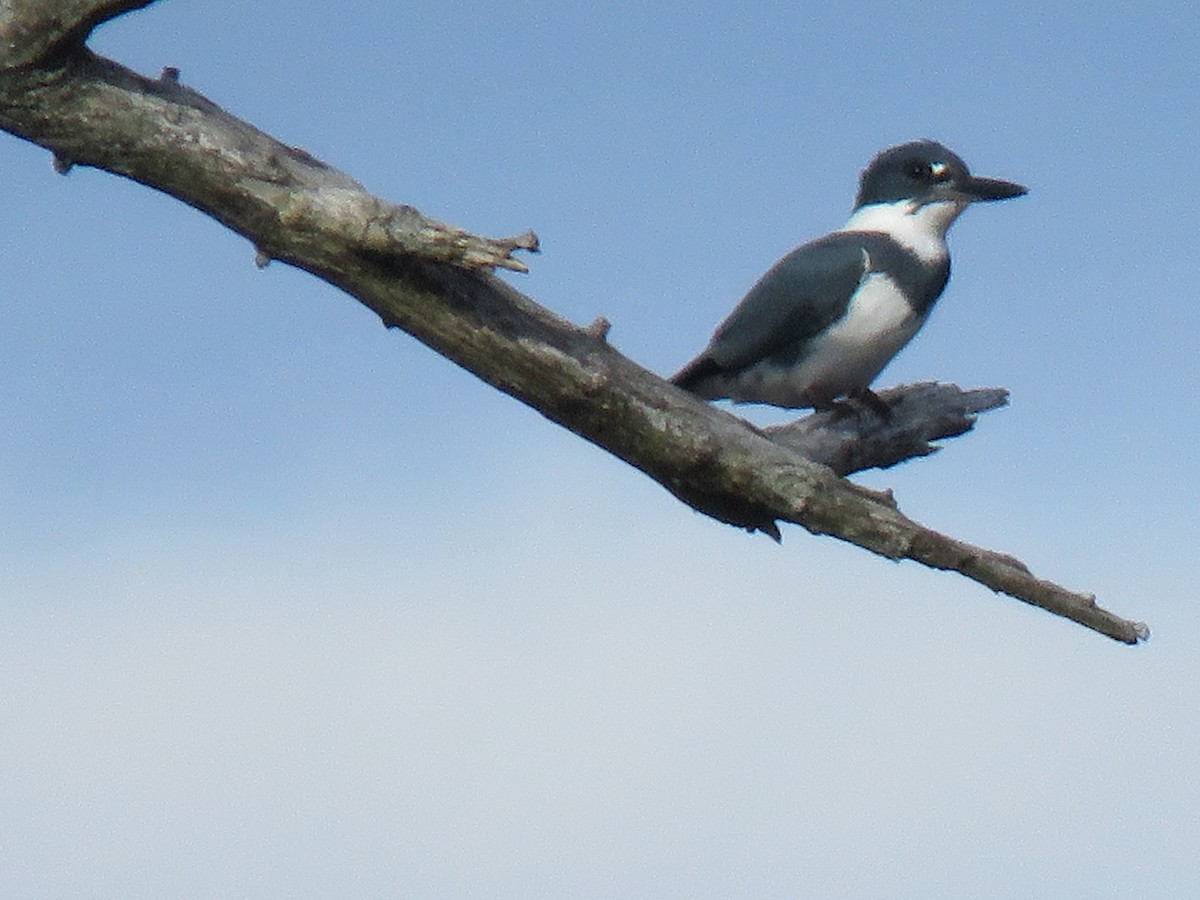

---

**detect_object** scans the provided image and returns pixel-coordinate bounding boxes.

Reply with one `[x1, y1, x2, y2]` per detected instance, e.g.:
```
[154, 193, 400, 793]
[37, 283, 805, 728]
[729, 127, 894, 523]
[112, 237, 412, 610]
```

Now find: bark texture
[0, 0, 1149, 643]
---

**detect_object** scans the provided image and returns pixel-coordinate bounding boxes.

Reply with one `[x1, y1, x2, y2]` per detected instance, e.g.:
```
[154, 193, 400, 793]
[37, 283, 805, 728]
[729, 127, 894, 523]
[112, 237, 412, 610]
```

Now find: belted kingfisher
[670, 140, 1026, 412]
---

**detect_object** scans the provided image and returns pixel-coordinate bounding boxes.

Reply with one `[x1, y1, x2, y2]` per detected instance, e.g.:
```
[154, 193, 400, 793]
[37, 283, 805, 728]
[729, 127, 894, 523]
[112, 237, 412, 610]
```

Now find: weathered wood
[0, 0, 1148, 644]
[766, 383, 1010, 475]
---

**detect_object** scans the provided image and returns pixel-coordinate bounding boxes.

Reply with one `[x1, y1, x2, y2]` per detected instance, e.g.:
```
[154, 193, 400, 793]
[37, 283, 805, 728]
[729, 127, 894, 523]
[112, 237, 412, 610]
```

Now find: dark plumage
[671, 141, 1026, 410]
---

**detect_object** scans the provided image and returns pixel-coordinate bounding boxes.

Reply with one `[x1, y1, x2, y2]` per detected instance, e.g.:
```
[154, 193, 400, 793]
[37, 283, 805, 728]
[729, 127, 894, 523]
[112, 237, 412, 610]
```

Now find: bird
[670, 140, 1026, 413]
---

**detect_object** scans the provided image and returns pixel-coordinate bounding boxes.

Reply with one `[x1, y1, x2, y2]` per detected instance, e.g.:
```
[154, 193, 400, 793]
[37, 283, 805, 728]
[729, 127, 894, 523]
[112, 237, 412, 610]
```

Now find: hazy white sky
[3, 1, 1198, 896]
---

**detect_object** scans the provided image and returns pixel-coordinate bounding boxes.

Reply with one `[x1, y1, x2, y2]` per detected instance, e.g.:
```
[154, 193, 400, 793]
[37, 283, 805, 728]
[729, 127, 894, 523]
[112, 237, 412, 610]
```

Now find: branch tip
[457, 229, 540, 273]
[494, 256, 530, 274]
[759, 522, 782, 542]
[490, 229, 540, 272]
[513, 229, 540, 253]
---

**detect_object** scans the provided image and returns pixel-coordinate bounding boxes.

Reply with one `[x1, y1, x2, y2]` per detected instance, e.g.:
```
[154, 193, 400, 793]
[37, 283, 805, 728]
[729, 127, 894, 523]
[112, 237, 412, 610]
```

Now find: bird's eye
[929, 160, 951, 182]
[906, 160, 931, 180]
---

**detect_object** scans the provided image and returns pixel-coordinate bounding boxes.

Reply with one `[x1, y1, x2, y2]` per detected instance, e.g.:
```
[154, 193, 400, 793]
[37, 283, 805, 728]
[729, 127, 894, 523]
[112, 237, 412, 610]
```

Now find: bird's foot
[850, 388, 893, 421]
[813, 390, 893, 422]
[815, 399, 861, 420]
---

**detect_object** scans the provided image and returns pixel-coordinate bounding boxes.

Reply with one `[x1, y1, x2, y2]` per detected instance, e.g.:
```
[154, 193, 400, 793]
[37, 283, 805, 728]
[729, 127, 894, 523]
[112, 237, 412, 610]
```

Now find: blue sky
[2, 1, 1198, 896]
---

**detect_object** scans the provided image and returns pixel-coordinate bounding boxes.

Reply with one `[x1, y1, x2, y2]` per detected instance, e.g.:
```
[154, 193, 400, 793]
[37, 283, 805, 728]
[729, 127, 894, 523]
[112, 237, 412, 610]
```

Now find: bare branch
[0, 3, 1148, 644]
[766, 382, 1009, 476]
[0, 41, 536, 273]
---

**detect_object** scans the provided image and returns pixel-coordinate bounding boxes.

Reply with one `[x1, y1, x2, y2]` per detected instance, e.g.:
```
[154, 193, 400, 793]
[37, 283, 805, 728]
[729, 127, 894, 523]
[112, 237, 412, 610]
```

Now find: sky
[2, 1, 1198, 896]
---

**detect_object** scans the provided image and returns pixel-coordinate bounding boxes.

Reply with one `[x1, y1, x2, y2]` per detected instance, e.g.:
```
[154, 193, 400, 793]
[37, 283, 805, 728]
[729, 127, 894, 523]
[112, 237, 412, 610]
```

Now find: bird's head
[854, 140, 1027, 211]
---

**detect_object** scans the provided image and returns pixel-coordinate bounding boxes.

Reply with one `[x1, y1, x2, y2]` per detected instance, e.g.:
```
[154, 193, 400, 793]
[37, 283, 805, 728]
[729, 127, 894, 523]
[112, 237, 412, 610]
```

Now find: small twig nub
[585, 317, 612, 341]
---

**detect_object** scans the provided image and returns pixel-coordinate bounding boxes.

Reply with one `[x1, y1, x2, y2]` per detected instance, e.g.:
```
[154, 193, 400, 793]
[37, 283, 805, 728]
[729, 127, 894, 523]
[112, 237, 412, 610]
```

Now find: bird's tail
[669, 356, 726, 399]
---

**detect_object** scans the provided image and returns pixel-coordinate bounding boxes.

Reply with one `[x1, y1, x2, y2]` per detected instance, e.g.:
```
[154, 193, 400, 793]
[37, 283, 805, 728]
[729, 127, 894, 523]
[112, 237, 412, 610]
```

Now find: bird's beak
[962, 175, 1028, 201]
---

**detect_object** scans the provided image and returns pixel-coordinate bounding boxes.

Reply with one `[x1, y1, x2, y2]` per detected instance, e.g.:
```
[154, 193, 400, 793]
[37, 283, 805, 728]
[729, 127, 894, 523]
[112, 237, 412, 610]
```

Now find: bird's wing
[701, 232, 870, 371]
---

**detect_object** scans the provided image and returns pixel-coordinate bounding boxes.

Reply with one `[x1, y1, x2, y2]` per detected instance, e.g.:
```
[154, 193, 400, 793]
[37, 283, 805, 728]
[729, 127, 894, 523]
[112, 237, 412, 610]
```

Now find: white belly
[732, 273, 925, 407]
